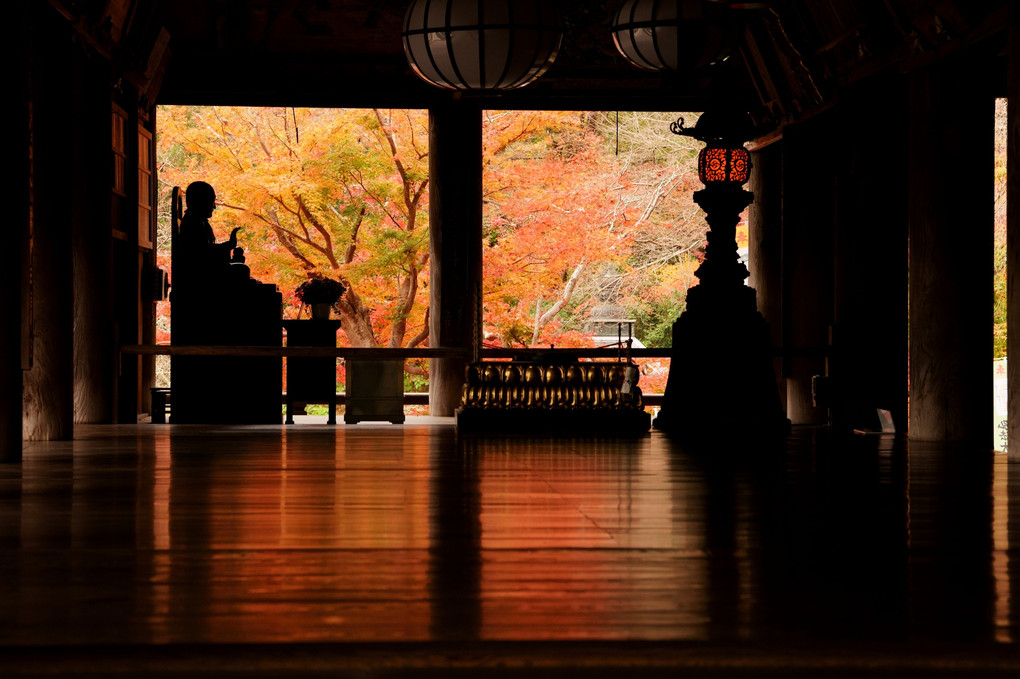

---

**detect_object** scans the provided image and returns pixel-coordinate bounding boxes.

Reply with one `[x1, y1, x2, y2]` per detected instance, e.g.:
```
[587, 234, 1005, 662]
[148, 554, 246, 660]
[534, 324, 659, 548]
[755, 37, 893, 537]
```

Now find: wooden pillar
[748, 141, 785, 413]
[3, 4, 30, 461]
[781, 118, 834, 425]
[71, 48, 115, 424]
[908, 53, 993, 444]
[1008, 12, 1020, 461]
[23, 7, 74, 441]
[428, 103, 482, 417]
[831, 76, 909, 433]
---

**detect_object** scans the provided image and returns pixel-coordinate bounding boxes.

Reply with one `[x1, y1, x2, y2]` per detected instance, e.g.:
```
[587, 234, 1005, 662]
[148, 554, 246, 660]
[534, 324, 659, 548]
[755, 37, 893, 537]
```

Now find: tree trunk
[335, 283, 377, 347]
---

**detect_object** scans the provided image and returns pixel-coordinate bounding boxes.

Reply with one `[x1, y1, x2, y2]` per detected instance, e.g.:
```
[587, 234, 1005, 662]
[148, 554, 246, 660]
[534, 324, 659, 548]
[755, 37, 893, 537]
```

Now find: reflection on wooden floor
[1, 423, 1019, 675]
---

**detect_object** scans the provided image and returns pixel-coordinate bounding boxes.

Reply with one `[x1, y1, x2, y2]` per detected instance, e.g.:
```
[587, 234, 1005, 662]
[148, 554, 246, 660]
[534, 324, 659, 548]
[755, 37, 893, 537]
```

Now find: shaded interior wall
[428, 103, 482, 416]
[140, 113, 158, 417]
[112, 103, 153, 424]
[908, 48, 994, 444]
[781, 115, 835, 425]
[18, 3, 148, 437]
[748, 142, 786, 413]
[831, 75, 910, 433]
[72, 46, 116, 424]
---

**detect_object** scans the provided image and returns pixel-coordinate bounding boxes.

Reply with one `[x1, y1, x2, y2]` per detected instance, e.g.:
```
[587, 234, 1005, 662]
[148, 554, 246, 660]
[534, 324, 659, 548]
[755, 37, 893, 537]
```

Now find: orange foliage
[158, 107, 713, 397]
[158, 106, 430, 351]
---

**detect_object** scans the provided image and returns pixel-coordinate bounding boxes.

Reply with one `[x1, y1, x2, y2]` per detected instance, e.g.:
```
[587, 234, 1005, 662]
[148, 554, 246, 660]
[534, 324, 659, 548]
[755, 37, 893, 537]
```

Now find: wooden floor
[1, 421, 1019, 676]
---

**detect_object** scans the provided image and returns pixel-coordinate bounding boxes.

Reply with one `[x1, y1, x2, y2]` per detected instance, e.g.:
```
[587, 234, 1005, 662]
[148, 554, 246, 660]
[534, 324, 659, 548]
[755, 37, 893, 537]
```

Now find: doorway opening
[994, 97, 1008, 452]
[479, 110, 723, 400]
[155, 106, 431, 412]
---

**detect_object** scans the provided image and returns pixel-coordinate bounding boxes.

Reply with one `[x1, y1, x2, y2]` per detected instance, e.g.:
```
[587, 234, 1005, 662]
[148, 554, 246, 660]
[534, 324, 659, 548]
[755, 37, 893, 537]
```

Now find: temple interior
[3, 1, 1020, 676]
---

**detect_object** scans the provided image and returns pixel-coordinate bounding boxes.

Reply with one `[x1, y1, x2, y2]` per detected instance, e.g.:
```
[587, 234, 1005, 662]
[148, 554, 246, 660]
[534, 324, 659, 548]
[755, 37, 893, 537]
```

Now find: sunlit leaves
[481, 110, 708, 350]
[158, 106, 430, 351]
[159, 105, 712, 369]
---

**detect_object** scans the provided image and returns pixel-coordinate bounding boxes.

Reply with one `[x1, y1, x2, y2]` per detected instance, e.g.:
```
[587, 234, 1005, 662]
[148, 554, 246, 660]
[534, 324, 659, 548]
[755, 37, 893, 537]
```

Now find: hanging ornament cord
[615, 111, 620, 156]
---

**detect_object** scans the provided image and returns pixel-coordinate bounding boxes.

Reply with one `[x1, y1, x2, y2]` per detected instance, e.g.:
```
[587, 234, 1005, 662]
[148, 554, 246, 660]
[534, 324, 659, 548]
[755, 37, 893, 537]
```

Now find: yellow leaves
[158, 105, 432, 349]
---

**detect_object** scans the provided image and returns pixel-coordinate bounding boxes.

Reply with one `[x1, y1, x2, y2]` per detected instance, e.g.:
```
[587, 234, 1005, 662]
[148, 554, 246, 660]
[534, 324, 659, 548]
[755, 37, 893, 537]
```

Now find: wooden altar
[283, 319, 342, 424]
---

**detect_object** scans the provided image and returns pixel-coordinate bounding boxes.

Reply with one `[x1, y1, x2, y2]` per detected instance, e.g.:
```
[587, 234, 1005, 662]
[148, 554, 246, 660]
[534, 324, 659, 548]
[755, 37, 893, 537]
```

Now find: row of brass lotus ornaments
[462, 362, 646, 411]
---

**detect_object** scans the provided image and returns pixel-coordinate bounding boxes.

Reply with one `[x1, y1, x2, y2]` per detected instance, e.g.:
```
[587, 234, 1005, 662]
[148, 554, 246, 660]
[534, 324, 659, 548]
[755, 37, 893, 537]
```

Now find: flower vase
[311, 303, 331, 320]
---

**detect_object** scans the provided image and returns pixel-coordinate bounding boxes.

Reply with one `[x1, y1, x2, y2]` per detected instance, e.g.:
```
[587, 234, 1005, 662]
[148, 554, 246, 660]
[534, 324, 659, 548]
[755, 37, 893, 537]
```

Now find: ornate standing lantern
[402, 0, 562, 91]
[653, 110, 788, 441]
[670, 108, 754, 184]
[610, 0, 737, 72]
[667, 110, 755, 290]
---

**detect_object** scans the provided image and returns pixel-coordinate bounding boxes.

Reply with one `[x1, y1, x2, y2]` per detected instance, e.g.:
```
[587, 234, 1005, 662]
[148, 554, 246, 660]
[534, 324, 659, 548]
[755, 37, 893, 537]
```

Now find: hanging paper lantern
[610, 0, 738, 72]
[402, 0, 562, 91]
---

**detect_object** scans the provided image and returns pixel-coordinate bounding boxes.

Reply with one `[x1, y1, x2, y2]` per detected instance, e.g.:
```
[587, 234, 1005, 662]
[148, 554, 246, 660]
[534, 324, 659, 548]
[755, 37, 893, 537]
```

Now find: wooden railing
[122, 344, 821, 359]
[124, 343, 823, 416]
[122, 345, 470, 359]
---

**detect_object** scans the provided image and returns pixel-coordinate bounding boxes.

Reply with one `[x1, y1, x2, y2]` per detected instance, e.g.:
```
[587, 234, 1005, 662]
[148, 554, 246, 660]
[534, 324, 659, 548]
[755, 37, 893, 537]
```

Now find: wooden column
[1009, 12, 1020, 461]
[428, 103, 482, 417]
[908, 53, 993, 444]
[831, 76, 910, 433]
[748, 141, 785, 413]
[23, 7, 74, 442]
[3, 4, 30, 461]
[71, 49, 115, 424]
[781, 118, 834, 425]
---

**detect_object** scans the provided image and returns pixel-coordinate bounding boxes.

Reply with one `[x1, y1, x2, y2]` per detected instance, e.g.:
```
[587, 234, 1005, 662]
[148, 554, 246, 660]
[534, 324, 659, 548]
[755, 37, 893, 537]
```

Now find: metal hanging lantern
[670, 110, 752, 185]
[611, 0, 737, 72]
[402, 0, 563, 91]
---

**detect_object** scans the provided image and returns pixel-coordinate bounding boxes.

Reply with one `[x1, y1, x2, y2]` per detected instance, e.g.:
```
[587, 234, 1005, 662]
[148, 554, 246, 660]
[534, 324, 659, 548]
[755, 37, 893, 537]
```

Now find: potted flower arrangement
[295, 276, 346, 320]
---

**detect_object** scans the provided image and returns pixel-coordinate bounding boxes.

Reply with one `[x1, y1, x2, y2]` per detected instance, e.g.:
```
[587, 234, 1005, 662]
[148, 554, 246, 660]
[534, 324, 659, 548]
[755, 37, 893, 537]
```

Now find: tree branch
[532, 260, 586, 343]
[405, 306, 430, 349]
[295, 193, 338, 269]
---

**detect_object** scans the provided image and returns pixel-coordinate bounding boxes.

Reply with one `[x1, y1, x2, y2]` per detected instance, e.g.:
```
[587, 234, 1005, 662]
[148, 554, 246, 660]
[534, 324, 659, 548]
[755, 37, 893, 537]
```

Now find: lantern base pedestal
[653, 283, 789, 447]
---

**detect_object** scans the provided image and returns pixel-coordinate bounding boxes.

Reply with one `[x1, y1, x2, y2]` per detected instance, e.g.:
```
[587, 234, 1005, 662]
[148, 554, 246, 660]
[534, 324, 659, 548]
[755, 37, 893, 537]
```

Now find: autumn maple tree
[481, 110, 707, 352]
[158, 106, 430, 351]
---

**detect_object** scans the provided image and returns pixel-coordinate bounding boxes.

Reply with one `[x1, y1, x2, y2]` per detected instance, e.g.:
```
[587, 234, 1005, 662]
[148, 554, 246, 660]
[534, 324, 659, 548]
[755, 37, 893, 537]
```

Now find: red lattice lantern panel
[698, 147, 750, 184]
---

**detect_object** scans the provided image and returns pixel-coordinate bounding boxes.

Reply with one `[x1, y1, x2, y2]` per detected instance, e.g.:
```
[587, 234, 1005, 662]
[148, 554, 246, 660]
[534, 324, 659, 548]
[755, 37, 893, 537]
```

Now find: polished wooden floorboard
[1, 422, 1019, 675]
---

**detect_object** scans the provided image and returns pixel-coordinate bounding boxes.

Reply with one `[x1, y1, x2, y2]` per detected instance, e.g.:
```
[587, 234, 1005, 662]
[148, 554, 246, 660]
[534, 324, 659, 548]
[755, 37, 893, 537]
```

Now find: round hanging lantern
[402, 0, 563, 91]
[611, 0, 737, 72]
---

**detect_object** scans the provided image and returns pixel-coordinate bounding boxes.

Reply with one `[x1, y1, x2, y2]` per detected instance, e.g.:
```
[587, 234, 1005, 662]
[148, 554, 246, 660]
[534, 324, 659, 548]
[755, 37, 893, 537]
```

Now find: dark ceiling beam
[137, 1, 1013, 132]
